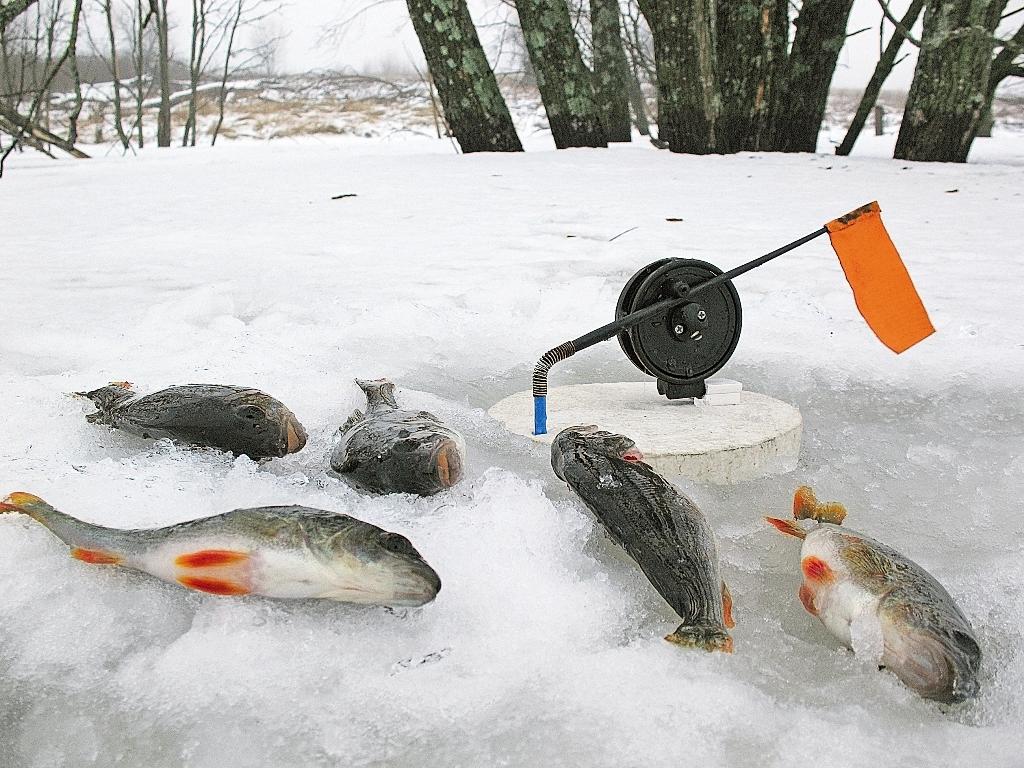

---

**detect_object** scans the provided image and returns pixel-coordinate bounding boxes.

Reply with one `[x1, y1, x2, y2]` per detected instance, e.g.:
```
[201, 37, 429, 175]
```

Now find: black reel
[615, 258, 742, 399]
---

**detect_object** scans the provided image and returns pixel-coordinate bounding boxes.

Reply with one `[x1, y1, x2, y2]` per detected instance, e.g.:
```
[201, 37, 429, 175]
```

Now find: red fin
[764, 516, 807, 539]
[721, 582, 735, 629]
[178, 576, 250, 596]
[799, 583, 818, 615]
[175, 549, 249, 568]
[801, 555, 835, 583]
[621, 448, 644, 462]
[71, 548, 122, 565]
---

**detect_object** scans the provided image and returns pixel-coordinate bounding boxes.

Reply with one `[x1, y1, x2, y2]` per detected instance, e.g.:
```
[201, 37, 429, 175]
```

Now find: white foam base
[489, 381, 802, 484]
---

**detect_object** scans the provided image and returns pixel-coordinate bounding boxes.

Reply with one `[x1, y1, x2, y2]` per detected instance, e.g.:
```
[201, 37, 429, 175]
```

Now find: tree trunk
[980, 20, 1024, 131]
[638, 0, 720, 154]
[894, 0, 1006, 162]
[104, 0, 131, 149]
[405, 0, 522, 152]
[66, 0, 83, 145]
[716, 0, 788, 152]
[211, 0, 242, 146]
[626, 62, 650, 135]
[591, 0, 632, 142]
[836, 0, 925, 155]
[135, 0, 146, 148]
[514, 0, 607, 148]
[773, 0, 854, 152]
[156, 0, 171, 147]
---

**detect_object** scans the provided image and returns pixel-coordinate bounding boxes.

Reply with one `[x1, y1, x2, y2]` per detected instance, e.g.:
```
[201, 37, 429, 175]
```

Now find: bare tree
[0, 0, 39, 32]
[405, 0, 522, 152]
[514, 0, 606, 148]
[65, 0, 81, 142]
[836, 0, 925, 156]
[772, 0, 855, 152]
[591, 0, 632, 141]
[155, 0, 169, 146]
[102, 0, 131, 148]
[638, 0, 720, 153]
[895, 0, 1012, 162]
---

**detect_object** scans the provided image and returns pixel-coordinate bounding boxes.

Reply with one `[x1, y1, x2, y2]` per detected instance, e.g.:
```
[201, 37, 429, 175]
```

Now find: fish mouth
[433, 439, 463, 489]
[285, 418, 307, 454]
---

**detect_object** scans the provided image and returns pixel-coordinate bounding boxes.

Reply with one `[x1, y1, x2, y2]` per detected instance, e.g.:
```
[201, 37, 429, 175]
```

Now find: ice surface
[1, 137, 1023, 767]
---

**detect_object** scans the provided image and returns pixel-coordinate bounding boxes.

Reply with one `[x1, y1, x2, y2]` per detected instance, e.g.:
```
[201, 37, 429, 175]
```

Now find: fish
[551, 425, 734, 653]
[330, 378, 465, 496]
[0, 492, 441, 607]
[76, 382, 307, 460]
[766, 486, 981, 703]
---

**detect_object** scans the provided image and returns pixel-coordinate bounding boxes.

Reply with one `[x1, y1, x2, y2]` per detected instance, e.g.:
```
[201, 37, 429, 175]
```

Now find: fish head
[879, 605, 982, 703]
[230, 393, 307, 458]
[74, 382, 136, 416]
[551, 425, 644, 482]
[320, 521, 441, 607]
[376, 425, 465, 495]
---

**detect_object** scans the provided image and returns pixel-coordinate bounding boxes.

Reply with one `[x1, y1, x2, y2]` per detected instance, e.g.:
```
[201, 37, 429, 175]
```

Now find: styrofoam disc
[489, 382, 802, 485]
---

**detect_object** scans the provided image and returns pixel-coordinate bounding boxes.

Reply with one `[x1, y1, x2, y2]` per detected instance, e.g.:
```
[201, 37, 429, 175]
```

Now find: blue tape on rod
[534, 396, 547, 435]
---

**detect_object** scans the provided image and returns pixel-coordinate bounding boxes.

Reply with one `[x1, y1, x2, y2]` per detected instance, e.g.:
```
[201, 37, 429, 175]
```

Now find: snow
[1, 134, 1023, 767]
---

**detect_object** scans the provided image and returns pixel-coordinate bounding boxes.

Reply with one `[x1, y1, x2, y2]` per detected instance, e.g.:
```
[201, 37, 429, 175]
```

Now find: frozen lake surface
[1, 135, 1022, 767]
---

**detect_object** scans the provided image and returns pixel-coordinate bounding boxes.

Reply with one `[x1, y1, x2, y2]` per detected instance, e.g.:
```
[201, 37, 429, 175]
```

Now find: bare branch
[876, 0, 921, 47]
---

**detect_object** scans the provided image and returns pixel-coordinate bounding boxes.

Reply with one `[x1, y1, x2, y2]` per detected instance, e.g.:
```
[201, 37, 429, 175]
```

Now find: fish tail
[793, 486, 847, 525]
[665, 623, 733, 654]
[73, 381, 135, 423]
[354, 378, 399, 409]
[764, 516, 807, 539]
[1, 492, 121, 563]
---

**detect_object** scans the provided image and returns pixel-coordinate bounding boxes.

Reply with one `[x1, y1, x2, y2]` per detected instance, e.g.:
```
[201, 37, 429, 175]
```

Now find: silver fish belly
[2, 492, 440, 607]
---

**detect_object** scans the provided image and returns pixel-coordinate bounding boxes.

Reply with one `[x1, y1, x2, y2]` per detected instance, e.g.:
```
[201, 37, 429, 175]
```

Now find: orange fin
[71, 548, 122, 565]
[175, 549, 249, 568]
[3, 491, 47, 508]
[793, 486, 847, 525]
[801, 555, 835, 583]
[721, 582, 735, 629]
[765, 516, 807, 539]
[178, 576, 250, 596]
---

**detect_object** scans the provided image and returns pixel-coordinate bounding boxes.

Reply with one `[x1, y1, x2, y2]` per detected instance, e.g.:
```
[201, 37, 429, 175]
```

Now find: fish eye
[239, 405, 263, 421]
[380, 532, 417, 557]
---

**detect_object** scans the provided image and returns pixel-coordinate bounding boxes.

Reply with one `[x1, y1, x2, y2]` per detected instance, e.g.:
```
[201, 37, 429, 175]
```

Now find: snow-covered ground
[1, 134, 1023, 767]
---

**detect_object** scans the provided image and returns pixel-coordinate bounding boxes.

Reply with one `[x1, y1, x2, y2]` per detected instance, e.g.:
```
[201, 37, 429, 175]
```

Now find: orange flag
[826, 201, 934, 353]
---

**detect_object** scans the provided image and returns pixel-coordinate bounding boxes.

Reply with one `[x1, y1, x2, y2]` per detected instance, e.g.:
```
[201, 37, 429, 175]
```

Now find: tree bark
[717, 0, 788, 152]
[211, 0, 242, 146]
[406, 0, 522, 152]
[0, 0, 38, 33]
[638, 0, 720, 154]
[980, 20, 1024, 128]
[514, 0, 607, 148]
[104, 0, 131, 149]
[894, 0, 1007, 162]
[591, 0, 632, 142]
[66, 0, 83, 144]
[773, 0, 854, 152]
[156, 0, 171, 147]
[836, 0, 925, 156]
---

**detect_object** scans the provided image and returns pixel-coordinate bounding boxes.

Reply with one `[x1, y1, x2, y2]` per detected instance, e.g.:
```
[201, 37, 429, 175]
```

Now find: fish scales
[1, 493, 440, 607]
[552, 426, 732, 652]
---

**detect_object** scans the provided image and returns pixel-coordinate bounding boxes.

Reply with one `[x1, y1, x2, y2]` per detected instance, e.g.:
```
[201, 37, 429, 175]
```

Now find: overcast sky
[228, 0, 926, 90]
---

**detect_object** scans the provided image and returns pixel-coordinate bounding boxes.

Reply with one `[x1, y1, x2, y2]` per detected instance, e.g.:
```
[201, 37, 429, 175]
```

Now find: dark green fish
[78, 382, 307, 460]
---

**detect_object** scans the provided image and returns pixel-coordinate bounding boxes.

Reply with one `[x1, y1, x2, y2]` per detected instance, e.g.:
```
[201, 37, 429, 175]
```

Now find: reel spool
[615, 258, 742, 399]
